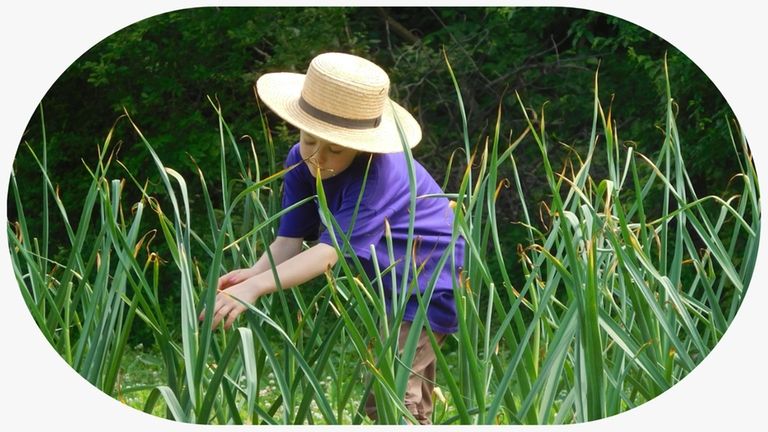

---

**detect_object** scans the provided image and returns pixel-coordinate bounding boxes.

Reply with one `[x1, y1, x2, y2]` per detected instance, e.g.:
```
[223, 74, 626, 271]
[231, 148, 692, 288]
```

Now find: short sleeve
[318, 171, 392, 259]
[277, 144, 320, 240]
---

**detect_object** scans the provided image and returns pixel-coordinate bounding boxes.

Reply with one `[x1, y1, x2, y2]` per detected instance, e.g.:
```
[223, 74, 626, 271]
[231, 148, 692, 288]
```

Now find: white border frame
[2, 2, 765, 430]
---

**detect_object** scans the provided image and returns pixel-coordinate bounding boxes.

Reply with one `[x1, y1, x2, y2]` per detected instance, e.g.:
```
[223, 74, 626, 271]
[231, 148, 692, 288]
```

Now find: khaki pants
[365, 322, 447, 425]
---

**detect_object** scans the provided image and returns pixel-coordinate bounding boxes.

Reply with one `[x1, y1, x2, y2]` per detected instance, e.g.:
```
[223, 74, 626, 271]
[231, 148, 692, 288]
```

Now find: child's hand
[217, 268, 255, 291]
[201, 280, 261, 330]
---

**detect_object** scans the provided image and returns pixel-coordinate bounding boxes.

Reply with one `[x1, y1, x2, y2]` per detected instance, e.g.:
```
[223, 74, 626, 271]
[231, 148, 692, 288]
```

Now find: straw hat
[256, 52, 422, 153]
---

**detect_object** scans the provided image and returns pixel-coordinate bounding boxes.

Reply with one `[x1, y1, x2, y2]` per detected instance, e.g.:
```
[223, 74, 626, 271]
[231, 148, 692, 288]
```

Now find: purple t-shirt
[277, 143, 464, 334]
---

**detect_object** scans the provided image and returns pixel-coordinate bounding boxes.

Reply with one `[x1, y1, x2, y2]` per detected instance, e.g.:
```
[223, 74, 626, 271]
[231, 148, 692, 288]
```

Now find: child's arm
[217, 236, 304, 289]
[208, 243, 338, 330]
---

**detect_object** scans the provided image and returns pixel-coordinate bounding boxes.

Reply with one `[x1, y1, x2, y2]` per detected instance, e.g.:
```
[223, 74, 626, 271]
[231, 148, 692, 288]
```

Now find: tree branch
[375, 7, 420, 45]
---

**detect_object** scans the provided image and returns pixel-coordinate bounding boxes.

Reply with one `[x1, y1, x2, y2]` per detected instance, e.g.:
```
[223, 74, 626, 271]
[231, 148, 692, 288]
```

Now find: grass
[116, 342, 467, 424]
[8, 55, 759, 424]
[116, 344, 166, 417]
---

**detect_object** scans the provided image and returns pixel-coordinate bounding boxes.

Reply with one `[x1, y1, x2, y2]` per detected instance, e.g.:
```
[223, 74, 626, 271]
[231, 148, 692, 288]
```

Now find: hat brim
[256, 73, 422, 153]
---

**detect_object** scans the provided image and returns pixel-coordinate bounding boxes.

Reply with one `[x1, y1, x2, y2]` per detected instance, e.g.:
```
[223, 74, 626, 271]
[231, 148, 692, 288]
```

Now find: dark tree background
[9, 7, 741, 343]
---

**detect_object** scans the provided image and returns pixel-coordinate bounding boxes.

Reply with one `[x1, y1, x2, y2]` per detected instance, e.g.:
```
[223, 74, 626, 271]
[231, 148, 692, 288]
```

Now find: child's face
[299, 130, 359, 179]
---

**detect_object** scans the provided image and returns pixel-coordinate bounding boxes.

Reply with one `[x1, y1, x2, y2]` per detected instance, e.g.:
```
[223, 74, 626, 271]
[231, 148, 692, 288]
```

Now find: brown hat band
[299, 96, 382, 130]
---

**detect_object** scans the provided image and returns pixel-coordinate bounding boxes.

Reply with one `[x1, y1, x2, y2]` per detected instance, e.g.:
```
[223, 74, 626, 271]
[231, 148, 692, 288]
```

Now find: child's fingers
[200, 294, 227, 327]
[217, 274, 230, 291]
[206, 288, 249, 330]
[211, 303, 227, 329]
[197, 294, 221, 321]
[224, 307, 241, 330]
[197, 304, 216, 322]
[217, 269, 247, 291]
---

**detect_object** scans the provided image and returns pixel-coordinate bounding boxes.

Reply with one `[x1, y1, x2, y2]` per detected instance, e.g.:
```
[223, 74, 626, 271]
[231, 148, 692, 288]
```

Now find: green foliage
[15, 7, 736, 279]
[16, 6, 369, 234]
[361, 8, 737, 285]
[9, 63, 757, 423]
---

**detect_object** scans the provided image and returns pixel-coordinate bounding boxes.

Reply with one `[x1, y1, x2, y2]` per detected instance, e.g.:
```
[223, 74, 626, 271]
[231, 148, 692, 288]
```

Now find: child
[203, 52, 465, 425]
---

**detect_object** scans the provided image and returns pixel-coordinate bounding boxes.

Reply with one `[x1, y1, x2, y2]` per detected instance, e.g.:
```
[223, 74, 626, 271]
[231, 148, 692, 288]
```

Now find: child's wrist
[247, 274, 269, 299]
[245, 267, 260, 279]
